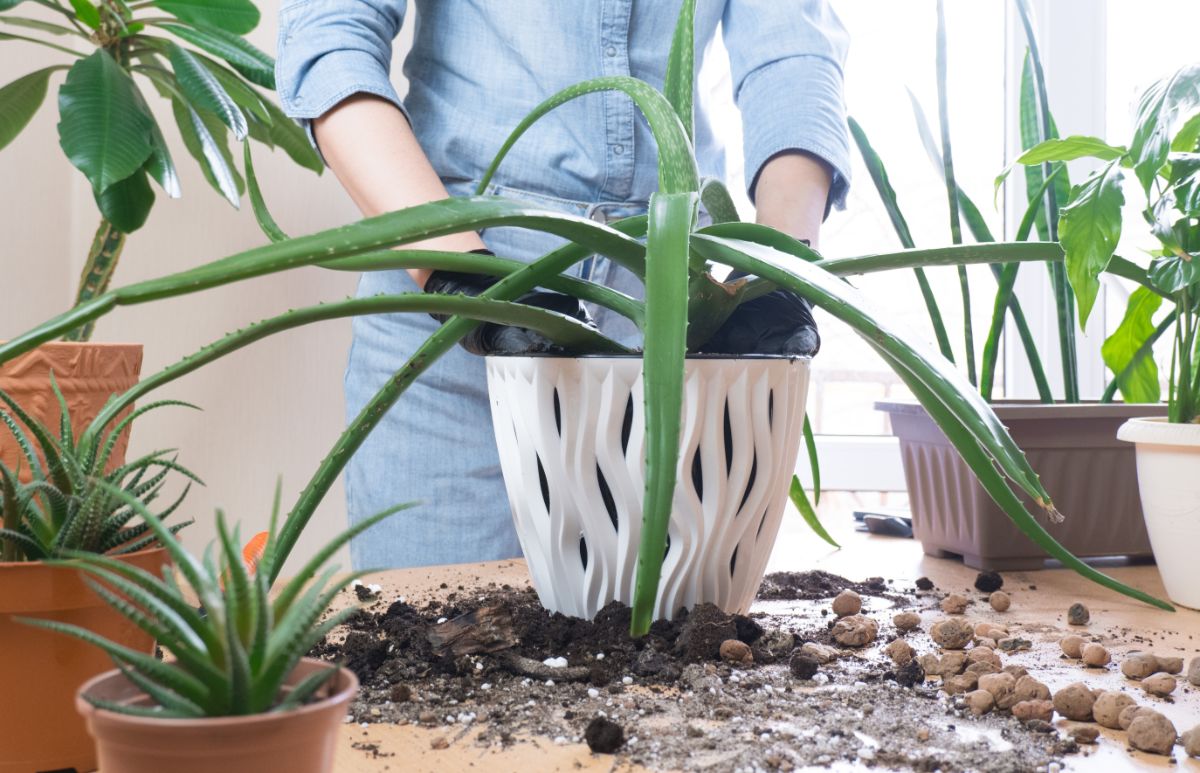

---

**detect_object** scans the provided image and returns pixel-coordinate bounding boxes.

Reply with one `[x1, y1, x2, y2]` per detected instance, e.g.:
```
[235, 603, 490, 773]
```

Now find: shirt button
[605, 45, 617, 57]
[612, 144, 624, 155]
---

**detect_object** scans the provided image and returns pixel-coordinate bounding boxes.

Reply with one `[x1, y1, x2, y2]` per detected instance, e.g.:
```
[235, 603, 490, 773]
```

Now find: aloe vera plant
[0, 383, 198, 562]
[22, 484, 405, 717]
[0, 0, 1173, 629]
[1016, 62, 1200, 423]
[0, 0, 318, 341]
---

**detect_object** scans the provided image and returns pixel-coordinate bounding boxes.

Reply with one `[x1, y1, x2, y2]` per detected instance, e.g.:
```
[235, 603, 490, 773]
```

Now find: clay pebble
[1142, 672, 1176, 697]
[940, 594, 969, 615]
[831, 615, 878, 647]
[1011, 700, 1054, 723]
[1052, 682, 1096, 721]
[989, 591, 1011, 612]
[884, 639, 914, 667]
[1071, 726, 1100, 744]
[789, 652, 819, 680]
[1182, 726, 1200, 759]
[719, 639, 753, 665]
[930, 618, 974, 649]
[1122, 652, 1160, 680]
[965, 689, 995, 715]
[1067, 602, 1090, 626]
[1128, 711, 1177, 756]
[1093, 690, 1137, 729]
[1059, 635, 1085, 659]
[1081, 643, 1110, 667]
[1189, 656, 1200, 687]
[831, 589, 862, 618]
[893, 611, 921, 632]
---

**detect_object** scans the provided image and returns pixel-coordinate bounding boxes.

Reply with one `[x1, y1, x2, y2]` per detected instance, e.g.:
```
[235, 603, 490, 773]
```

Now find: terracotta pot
[877, 401, 1161, 571]
[0, 341, 143, 479]
[1118, 416, 1200, 610]
[487, 355, 811, 620]
[77, 658, 357, 773]
[0, 547, 169, 773]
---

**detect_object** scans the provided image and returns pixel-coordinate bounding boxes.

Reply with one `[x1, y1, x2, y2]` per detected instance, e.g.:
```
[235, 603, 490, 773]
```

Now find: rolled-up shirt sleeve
[722, 0, 851, 211]
[275, 0, 409, 144]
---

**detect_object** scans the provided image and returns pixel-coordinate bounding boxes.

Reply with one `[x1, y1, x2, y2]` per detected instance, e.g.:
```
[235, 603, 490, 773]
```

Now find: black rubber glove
[697, 241, 820, 357]
[423, 254, 595, 356]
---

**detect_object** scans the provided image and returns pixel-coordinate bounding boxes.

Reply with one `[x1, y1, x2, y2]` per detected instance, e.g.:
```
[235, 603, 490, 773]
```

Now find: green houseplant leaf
[0, 67, 56, 152]
[67, 0, 101, 30]
[153, 0, 260, 35]
[166, 42, 248, 139]
[1058, 159, 1125, 327]
[95, 167, 156, 232]
[1101, 286, 1163, 403]
[1017, 135, 1127, 164]
[160, 23, 275, 89]
[1130, 64, 1200, 196]
[57, 50, 155, 194]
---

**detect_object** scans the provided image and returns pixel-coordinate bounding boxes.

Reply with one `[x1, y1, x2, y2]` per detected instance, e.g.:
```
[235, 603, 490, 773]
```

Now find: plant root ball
[1011, 700, 1054, 723]
[893, 659, 925, 688]
[893, 611, 921, 632]
[719, 639, 753, 665]
[1081, 643, 1111, 667]
[940, 594, 969, 615]
[1067, 602, 1090, 626]
[915, 576, 934, 591]
[831, 615, 878, 647]
[1128, 711, 1178, 756]
[1059, 635, 1085, 659]
[585, 716, 625, 754]
[1093, 691, 1137, 729]
[930, 618, 974, 650]
[989, 591, 1011, 612]
[965, 689, 995, 715]
[1142, 672, 1177, 697]
[1121, 652, 1159, 680]
[1052, 682, 1097, 721]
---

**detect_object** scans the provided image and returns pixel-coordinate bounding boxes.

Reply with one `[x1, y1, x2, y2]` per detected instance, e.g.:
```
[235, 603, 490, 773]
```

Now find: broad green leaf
[256, 98, 322, 174]
[1171, 112, 1200, 153]
[95, 167, 155, 232]
[1131, 64, 1200, 194]
[197, 54, 271, 124]
[1059, 159, 1124, 327]
[0, 68, 53, 152]
[0, 0, 29, 9]
[129, 77, 181, 198]
[67, 0, 100, 29]
[1101, 287, 1162, 403]
[1018, 135, 1127, 164]
[1148, 254, 1200, 294]
[160, 22, 274, 89]
[153, 0, 259, 35]
[171, 97, 242, 206]
[57, 51, 155, 194]
[1170, 153, 1200, 214]
[167, 42, 247, 139]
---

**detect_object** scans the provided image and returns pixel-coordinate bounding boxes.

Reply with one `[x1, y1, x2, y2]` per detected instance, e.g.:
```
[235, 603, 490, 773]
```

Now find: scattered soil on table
[313, 571, 1081, 771]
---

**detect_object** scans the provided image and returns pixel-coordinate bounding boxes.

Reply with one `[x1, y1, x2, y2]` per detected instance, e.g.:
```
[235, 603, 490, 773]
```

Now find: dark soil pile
[313, 572, 1077, 771]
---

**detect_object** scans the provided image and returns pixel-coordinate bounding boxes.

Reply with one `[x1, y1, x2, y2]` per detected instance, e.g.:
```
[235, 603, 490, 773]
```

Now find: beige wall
[0, 4, 416, 570]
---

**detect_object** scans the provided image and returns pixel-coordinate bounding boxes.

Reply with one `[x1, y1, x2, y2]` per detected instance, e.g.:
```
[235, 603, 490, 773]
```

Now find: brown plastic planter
[77, 658, 358, 773]
[0, 547, 169, 773]
[0, 341, 143, 478]
[877, 401, 1163, 571]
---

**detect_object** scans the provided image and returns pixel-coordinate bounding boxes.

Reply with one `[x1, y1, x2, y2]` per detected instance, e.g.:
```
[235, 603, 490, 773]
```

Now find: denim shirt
[276, 0, 850, 210]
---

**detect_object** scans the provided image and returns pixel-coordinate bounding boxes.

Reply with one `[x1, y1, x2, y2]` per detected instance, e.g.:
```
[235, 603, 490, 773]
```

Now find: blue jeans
[344, 181, 646, 570]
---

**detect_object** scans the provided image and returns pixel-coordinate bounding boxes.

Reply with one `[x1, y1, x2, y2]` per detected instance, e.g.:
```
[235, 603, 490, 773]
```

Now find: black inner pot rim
[485, 352, 815, 361]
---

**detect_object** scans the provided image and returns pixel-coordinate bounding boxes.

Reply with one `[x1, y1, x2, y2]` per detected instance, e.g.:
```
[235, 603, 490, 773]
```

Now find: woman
[276, 0, 850, 569]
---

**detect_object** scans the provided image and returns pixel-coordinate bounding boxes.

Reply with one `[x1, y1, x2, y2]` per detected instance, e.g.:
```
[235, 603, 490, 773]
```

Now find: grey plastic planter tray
[876, 401, 1163, 571]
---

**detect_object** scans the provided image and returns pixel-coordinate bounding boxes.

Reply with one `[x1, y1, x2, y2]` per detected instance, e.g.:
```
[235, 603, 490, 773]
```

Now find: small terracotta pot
[0, 547, 169, 773]
[77, 658, 358, 773]
[0, 341, 143, 479]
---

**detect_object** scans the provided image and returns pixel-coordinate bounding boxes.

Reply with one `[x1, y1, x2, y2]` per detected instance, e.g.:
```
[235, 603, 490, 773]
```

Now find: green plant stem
[1100, 309, 1177, 403]
[0, 29, 84, 57]
[65, 219, 127, 342]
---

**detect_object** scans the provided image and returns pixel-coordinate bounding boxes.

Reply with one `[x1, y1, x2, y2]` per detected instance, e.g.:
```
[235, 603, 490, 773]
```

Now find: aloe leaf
[630, 191, 695, 636]
[847, 116, 954, 363]
[477, 76, 697, 199]
[663, 0, 696, 141]
[699, 177, 740, 225]
[113, 661, 205, 717]
[0, 198, 647, 364]
[270, 663, 339, 713]
[790, 475, 837, 548]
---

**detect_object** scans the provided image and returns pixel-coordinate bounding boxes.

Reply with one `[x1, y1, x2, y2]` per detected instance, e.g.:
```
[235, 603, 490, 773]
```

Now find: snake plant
[22, 484, 407, 717]
[1014, 62, 1200, 423]
[0, 382, 198, 562]
[0, 0, 1172, 631]
[0, 0, 318, 341]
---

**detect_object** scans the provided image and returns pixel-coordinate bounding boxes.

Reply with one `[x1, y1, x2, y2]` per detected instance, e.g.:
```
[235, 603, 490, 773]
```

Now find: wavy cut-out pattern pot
[487, 356, 811, 621]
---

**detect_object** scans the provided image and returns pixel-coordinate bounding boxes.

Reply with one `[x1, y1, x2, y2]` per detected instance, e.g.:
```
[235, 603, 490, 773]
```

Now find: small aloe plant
[22, 484, 409, 718]
[0, 383, 199, 562]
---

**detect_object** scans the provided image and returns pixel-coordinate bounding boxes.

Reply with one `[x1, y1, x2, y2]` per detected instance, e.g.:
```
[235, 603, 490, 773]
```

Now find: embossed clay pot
[0, 547, 169, 773]
[76, 658, 357, 773]
[0, 341, 143, 477]
[487, 355, 811, 621]
[1118, 417, 1200, 610]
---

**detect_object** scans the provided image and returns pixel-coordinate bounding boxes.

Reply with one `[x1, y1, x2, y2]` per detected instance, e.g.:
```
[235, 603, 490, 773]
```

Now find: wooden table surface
[333, 507, 1200, 773]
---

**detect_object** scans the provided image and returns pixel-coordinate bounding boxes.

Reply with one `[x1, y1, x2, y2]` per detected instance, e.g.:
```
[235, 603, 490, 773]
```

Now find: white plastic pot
[486, 355, 811, 620]
[1117, 416, 1200, 609]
